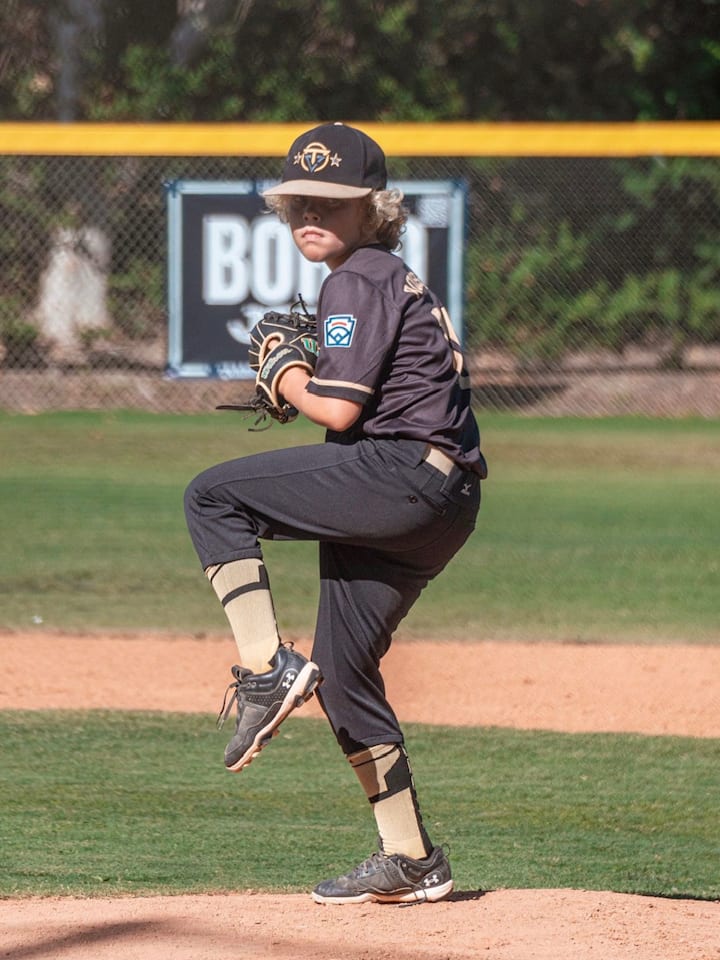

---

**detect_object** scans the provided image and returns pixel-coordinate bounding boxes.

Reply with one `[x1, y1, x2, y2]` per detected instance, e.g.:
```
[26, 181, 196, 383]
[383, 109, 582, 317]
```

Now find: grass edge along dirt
[1, 410, 719, 643]
[0, 711, 718, 901]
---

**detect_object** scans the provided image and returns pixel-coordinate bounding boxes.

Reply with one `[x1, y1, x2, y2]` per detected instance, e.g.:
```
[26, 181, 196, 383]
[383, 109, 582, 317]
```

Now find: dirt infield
[1, 631, 719, 960]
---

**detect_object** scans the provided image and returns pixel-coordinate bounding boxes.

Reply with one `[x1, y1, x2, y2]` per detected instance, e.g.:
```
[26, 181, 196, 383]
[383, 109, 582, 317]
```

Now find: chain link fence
[2, 150, 719, 416]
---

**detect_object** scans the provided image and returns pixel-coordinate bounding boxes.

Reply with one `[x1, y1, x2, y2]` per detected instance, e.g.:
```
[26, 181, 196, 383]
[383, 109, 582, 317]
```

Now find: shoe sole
[225, 661, 322, 773]
[311, 878, 454, 905]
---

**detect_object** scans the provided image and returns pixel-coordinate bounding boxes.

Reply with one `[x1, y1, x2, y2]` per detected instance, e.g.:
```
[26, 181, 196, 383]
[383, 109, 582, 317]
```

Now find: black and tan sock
[206, 558, 280, 674]
[349, 743, 433, 860]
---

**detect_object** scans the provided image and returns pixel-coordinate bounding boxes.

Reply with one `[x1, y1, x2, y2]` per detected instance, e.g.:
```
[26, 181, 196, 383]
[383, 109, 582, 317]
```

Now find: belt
[422, 444, 456, 477]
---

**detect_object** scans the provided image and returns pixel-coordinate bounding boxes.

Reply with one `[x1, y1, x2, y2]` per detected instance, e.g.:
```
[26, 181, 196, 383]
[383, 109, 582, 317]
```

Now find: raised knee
[183, 475, 201, 516]
[183, 469, 215, 523]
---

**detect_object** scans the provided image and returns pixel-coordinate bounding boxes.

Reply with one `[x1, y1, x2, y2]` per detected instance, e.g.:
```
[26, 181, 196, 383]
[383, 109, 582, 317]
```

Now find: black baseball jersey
[306, 244, 488, 477]
[187, 250, 485, 760]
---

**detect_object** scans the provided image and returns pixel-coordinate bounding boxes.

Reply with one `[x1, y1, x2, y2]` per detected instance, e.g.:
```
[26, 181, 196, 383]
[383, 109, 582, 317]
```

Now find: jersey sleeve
[306, 269, 400, 405]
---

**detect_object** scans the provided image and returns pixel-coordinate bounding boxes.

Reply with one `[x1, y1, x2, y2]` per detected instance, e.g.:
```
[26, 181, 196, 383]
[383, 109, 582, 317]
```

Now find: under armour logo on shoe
[424, 873, 441, 887]
[282, 670, 298, 690]
[461, 482, 472, 496]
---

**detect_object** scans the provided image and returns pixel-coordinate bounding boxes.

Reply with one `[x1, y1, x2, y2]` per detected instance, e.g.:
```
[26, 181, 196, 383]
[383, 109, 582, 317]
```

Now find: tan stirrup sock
[206, 559, 280, 674]
[349, 743, 432, 860]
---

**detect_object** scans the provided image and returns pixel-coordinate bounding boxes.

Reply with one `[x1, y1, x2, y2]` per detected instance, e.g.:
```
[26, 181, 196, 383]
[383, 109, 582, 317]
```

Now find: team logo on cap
[294, 141, 342, 175]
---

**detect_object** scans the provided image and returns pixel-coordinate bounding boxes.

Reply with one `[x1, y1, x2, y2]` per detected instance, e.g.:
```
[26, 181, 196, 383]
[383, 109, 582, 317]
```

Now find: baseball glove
[217, 304, 319, 430]
[247, 305, 318, 371]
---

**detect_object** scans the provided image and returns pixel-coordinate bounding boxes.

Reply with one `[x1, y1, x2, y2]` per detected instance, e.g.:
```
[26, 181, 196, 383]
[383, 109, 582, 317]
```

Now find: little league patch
[324, 314, 357, 348]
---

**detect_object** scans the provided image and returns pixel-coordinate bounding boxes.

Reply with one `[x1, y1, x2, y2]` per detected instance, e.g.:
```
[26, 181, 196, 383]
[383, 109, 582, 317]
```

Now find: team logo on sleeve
[404, 271, 426, 297]
[324, 314, 357, 348]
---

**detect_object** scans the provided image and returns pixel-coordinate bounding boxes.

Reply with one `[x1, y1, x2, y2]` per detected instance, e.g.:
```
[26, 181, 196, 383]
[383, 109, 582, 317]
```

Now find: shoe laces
[347, 851, 387, 879]
[215, 642, 296, 730]
[216, 665, 252, 730]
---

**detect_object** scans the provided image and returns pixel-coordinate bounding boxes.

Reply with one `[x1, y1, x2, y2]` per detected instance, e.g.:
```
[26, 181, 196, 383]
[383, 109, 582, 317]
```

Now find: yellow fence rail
[1, 121, 719, 157]
[1, 123, 719, 415]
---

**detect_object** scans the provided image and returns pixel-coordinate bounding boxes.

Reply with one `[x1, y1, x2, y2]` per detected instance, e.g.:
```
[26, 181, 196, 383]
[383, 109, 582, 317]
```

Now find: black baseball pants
[184, 436, 481, 754]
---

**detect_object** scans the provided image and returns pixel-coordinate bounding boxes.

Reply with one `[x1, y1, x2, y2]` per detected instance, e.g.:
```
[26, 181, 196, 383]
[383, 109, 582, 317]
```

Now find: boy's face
[287, 196, 370, 271]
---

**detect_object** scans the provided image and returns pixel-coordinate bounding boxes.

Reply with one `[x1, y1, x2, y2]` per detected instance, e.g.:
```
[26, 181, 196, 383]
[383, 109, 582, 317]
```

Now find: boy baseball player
[184, 122, 487, 904]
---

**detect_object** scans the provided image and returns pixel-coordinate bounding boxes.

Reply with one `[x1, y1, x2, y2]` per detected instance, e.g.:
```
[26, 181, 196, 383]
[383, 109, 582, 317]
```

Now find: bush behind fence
[2, 149, 720, 416]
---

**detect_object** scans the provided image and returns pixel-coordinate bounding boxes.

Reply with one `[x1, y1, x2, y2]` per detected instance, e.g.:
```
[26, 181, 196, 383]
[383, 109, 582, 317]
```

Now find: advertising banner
[166, 179, 466, 378]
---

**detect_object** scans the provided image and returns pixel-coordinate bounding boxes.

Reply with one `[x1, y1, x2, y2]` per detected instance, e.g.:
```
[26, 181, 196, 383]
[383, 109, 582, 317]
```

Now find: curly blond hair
[265, 189, 408, 252]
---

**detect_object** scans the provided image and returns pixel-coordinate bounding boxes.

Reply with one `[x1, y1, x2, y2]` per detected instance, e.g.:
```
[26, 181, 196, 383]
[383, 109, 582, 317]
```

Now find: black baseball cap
[262, 122, 387, 199]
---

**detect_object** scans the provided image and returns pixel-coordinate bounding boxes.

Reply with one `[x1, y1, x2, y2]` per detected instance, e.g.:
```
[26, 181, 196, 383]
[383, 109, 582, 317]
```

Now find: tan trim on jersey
[310, 376, 374, 395]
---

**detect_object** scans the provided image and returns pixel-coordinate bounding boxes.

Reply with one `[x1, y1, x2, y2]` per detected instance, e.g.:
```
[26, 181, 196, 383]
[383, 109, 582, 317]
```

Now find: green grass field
[1, 411, 718, 901]
[1, 712, 717, 900]
[2, 410, 719, 641]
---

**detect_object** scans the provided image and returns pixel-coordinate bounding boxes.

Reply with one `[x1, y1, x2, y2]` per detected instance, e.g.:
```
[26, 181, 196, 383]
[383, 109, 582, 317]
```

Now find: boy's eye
[289, 196, 345, 212]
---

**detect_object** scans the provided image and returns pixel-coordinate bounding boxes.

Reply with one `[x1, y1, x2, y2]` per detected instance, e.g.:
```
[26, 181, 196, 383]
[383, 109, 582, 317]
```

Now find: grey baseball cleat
[217, 642, 322, 772]
[311, 845, 453, 904]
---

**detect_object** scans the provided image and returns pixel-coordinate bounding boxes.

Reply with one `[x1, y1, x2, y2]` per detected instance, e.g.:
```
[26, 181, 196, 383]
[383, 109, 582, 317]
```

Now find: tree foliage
[1, 0, 719, 363]
[1, 0, 719, 122]
[464, 156, 720, 361]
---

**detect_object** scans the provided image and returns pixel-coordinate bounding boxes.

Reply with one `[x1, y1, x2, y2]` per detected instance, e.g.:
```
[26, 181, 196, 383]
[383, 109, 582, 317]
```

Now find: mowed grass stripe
[1, 411, 718, 641]
[0, 712, 717, 900]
